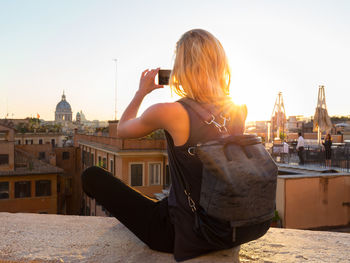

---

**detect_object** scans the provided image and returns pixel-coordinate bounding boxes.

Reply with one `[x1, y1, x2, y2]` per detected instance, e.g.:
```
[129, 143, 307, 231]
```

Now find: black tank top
[165, 99, 245, 261]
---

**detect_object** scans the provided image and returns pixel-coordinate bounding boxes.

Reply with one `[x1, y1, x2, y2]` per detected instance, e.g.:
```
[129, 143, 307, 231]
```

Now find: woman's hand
[138, 68, 164, 96]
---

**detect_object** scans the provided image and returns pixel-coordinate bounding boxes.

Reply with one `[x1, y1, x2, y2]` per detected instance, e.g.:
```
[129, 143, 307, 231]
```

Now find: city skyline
[1, 0, 350, 122]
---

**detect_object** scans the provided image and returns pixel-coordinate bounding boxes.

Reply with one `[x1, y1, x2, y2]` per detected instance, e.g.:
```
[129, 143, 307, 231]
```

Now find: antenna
[113, 59, 118, 120]
[6, 98, 9, 119]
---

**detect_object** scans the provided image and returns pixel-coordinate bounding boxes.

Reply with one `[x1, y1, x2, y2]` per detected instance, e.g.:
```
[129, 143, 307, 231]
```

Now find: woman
[82, 29, 270, 261]
[323, 134, 332, 167]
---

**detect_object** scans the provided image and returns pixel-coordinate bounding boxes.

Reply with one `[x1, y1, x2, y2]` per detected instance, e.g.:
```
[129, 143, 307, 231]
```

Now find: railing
[271, 143, 350, 172]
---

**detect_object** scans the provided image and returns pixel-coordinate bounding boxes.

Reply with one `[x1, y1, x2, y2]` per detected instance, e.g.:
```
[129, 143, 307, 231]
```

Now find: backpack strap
[180, 98, 230, 134]
[179, 98, 214, 123]
[172, 147, 197, 212]
[176, 97, 230, 212]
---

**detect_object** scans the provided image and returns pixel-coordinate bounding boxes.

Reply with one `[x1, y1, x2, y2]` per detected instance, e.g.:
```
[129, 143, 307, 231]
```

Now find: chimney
[108, 120, 119, 138]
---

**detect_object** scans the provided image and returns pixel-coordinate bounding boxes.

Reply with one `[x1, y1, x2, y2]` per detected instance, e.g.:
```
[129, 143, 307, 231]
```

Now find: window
[15, 181, 31, 198]
[91, 153, 94, 166]
[39, 139, 43, 144]
[25, 139, 29, 145]
[35, 180, 51, 197]
[51, 139, 55, 147]
[62, 151, 70, 160]
[98, 156, 102, 167]
[17, 140, 21, 145]
[102, 157, 107, 169]
[149, 163, 161, 185]
[130, 164, 143, 186]
[0, 154, 9, 165]
[110, 160, 114, 174]
[30, 139, 33, 145]
[39, 152, 46, 160]
[0, 182, 9, 199]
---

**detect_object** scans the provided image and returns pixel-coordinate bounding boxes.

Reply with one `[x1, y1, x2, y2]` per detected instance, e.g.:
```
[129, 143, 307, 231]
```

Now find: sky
[1, 0, 349, 122]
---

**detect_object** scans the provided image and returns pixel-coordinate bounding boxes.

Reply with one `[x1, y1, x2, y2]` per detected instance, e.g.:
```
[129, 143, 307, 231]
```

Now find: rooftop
[75, 133, 167, 151]
[278, 163, 350, 178]
[0, 148, 63, 176]
[0, 213, 349, 263]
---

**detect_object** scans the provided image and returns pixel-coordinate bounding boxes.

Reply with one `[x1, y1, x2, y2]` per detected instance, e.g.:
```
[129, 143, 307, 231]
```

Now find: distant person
[282, 141, 289, 163]
[296, 132, 305, 165]
[81, 29, 270, 261]
[322, 134, 332, 167]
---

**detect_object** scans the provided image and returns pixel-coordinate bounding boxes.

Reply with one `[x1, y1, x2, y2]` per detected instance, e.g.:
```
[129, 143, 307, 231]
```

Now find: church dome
[55, 92, 73, 123]
[56, 93, 72, 113]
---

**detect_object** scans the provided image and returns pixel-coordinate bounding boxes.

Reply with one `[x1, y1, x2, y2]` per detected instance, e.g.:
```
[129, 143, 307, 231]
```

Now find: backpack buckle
[184, 190, 197, 212]
[212, 119, 227, 133]
[216, 124, 227, 133]
[205, 114, 227, 133]
[220, 113, 230, 127]
[188, 147, 196, 156]
[204, 115, 216, 125]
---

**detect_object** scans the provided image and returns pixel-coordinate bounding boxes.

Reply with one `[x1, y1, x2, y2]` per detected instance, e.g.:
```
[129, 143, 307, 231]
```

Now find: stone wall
[0, 213, 349, 263]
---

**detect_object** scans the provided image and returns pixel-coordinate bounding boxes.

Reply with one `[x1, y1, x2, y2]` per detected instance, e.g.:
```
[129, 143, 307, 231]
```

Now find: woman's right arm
[117, 68, 164, 138]
[116, 69, 189, 145]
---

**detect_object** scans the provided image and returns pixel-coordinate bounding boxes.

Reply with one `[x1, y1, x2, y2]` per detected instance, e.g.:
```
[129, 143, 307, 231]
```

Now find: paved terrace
[0, 213, 349, 263]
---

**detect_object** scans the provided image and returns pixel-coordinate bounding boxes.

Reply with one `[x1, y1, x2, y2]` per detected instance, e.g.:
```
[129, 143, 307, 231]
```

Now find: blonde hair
[170, 29, 231, 104]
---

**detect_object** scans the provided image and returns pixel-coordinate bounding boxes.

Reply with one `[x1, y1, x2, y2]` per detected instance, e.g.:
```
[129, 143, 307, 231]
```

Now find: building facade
[0, 123, 63, 214]
[15, 132, 65, 148]
[75, 124, 169, 217]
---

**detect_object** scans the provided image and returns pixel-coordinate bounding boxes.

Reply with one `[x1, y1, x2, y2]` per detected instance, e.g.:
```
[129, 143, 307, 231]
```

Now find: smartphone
[158, 69, 171, 85]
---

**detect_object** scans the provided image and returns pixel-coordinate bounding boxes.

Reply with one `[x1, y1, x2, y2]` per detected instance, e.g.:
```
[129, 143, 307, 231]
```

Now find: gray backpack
[179, 98, 278, 246]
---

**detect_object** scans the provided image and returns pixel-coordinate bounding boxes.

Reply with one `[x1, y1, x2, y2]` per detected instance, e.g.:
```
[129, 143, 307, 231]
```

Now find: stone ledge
[0, 213, 349, 263]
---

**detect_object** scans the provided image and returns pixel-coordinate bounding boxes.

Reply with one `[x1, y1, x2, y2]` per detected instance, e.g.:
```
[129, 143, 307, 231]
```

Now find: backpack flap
[197, 134, 278, 226]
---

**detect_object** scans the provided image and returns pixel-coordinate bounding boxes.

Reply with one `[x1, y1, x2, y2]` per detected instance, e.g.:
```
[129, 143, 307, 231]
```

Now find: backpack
[178, 98, 278, 248]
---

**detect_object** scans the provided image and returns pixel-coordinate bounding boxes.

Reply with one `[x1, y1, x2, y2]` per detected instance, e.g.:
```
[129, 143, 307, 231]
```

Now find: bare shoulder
[142, 101, 187, 123]
[146, 101, 185, 112]
[142, 101, 189, 145]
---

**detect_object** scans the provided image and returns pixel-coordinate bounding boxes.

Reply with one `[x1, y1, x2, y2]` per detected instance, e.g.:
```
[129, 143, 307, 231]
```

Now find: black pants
[298, 147, 305, 165]
[81, 166, 175, 253]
